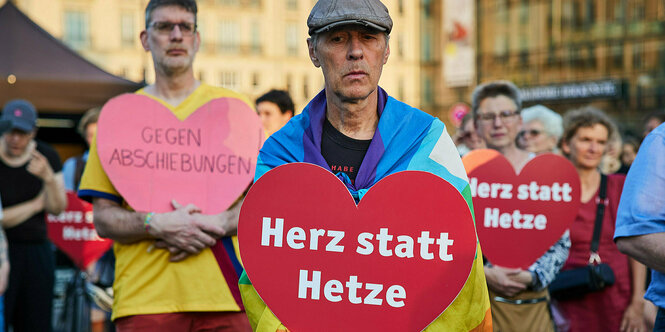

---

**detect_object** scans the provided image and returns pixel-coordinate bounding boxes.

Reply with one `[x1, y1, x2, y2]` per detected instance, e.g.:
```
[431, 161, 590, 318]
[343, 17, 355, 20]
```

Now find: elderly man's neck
[144, 68, 200, 107]
[325, 90, 379, 140]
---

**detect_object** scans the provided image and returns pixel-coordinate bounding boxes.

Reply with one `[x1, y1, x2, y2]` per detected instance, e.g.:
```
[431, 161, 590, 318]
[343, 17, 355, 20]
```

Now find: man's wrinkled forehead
[320, 24, 385, 36]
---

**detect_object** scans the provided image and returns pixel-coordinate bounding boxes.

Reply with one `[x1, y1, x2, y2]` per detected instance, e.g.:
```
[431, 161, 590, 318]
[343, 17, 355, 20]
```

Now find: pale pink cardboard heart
[96, 94, 262, 214]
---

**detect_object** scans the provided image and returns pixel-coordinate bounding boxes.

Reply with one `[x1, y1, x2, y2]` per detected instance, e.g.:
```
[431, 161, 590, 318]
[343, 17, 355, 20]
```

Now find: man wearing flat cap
[238, 0, 491, 330]
[0, 99, 67, 332]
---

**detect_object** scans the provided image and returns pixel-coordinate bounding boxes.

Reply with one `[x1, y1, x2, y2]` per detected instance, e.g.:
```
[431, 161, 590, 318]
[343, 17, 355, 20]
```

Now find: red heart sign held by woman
[239, 163, 478, 332]
[463, 149, 581, 269]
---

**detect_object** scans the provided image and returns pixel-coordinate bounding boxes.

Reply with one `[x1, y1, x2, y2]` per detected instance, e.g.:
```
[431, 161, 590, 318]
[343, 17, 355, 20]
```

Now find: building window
[422, 75, 433, 106]
[303, 75, 309, 99]
[64, 10, 89, 49]
[251, 22, 261, 54]
[252, 72, 260, 89]
[217, 0, 239, 5]
[120, 13, 134, 48]
[610, 42, 624, 69]
[286, 74, 293, 96]
[218, 20, 239, 53]
[287, 0, 297, 10]
[286, 23, 298, 56]
[397, 34, 404, 59]
[220, 71, 239, 90]
[633, 43, 644, 70]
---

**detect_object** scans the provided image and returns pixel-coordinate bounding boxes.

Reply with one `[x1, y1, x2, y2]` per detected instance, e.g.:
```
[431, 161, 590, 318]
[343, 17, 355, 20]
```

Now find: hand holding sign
[462, 150, 581, 269]
[239, 163, 477, 331]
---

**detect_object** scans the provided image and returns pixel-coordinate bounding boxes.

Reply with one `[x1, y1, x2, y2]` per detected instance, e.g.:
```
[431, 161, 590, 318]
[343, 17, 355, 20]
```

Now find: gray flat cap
[307, 0, 393, 36]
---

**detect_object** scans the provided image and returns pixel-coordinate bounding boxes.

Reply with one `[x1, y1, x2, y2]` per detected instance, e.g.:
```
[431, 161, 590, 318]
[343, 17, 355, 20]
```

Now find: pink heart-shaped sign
[96, 94, 262, 214]
[239, 163, 477, 331]
[47, 191, 113, 270]
[463, 150, 581, 269]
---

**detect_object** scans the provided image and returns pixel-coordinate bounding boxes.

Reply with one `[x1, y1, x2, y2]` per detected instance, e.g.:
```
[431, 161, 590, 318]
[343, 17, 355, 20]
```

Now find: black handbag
[549, 174, 615, 300]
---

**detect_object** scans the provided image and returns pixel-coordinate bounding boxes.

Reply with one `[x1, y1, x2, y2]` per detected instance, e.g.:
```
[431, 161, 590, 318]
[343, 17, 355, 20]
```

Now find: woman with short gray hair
[518, 105, 562, 154]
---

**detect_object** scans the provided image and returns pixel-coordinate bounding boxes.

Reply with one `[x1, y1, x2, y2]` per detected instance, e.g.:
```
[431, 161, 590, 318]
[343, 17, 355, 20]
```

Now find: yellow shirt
[79, 83, 253, 320]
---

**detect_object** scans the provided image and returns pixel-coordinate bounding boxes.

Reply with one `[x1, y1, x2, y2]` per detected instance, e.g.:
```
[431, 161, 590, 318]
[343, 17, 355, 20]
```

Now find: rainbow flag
[239, 88, 491, 331]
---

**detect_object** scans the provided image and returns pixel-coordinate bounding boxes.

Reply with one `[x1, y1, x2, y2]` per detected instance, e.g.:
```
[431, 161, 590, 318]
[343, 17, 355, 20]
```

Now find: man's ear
[383, 42, 390, 64]
[140, 30, 150, 51]
[308, 38, 321, 67]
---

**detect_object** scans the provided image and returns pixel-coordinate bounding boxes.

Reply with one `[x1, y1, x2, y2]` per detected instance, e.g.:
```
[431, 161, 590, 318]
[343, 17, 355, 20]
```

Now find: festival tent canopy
[0, 1, 142, 114]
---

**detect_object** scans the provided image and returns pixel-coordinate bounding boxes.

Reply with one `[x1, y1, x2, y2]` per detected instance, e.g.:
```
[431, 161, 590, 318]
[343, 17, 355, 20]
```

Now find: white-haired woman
[518, 105, 563, 154]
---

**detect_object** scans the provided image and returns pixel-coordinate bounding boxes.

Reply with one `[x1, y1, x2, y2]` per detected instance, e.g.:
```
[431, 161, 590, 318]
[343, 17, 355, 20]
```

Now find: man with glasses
[78, 0, 253, 330]
[471, 81, 570, 331]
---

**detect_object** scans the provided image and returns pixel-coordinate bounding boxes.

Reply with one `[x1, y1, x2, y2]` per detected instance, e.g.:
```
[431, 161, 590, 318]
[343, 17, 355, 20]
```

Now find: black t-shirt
[321, 118, 372, 184]
[0, 140, 62, 243]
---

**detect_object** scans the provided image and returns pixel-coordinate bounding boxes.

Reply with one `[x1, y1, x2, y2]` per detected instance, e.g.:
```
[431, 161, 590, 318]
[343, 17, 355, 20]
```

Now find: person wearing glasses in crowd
[78, 0, 254, 330]
[472, 81, 570, 331]
[517, 105, 563, 155]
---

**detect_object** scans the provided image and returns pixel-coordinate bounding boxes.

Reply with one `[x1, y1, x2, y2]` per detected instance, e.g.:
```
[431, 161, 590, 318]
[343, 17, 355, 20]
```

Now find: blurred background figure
[517, 105, 562, 155]
[454, 113, 485, 156]
[600, 131, 628, 175]
[642, 111, 665, 140]
[62, 107, 100, 191]
[0, 99, 67, 332]
[620, 137, 640, 171]
[256, 89, 294, 138]
[558, 106, 646, 332]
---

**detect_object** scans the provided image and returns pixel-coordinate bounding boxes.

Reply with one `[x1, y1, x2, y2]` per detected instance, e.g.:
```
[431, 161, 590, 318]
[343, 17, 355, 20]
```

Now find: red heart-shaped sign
[47, 191, 113, 270]
[239, 163, 477, 331]
[463, 150, 581, 269]
[96, 94, 262, 214]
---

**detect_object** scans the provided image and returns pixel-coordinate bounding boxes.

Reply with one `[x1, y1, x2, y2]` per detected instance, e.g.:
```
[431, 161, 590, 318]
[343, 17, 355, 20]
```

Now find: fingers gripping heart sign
[239, 163, 478, 332]
[96, 94, 262, 214]
[462, 149, 581, 269]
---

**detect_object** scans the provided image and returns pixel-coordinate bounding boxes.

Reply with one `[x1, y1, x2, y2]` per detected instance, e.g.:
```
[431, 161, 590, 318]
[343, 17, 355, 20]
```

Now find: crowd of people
[1, 0, 665, 331]
[454, 81, 665, 331]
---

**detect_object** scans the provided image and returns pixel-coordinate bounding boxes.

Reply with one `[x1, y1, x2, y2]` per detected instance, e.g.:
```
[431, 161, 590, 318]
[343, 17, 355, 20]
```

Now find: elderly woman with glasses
[517, 105, 563, 155]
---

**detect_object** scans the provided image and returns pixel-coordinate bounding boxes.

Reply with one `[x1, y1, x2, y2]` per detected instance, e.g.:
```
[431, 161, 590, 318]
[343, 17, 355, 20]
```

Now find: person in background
[642, 111, 665, 140]
[472, 81, 570, 332]
[517, 104, 562, 154]
[0, 99, 67, 332]
[0, 118, 12, 332]
[454, 113, 485, 156]
[558, 106, 646, 332]
[600, 131, 628, 175]
[63, 107, 100, 191]
[620, 137, 640, 170]
[256, 89, 294, 138]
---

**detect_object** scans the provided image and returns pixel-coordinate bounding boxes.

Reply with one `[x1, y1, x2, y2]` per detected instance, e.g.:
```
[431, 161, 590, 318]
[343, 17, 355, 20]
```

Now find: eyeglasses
[476, 110, 520, 124]
[518, 129, 544, 138]
[149, 21, 197, 35]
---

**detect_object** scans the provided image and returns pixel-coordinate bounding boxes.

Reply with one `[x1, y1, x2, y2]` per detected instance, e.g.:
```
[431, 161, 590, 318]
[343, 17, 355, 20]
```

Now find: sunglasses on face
[149, 21, 197, 35]
[518, 129, 544, 138]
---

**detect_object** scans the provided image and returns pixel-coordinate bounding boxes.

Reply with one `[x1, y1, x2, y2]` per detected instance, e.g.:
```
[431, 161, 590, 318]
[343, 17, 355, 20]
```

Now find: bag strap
[589, 174, 608, 263]
[74, 155, 86, 191]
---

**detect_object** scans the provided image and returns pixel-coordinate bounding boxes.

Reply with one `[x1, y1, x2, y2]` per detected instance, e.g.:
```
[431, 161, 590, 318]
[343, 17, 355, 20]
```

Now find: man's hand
[484, 265, 528, 297]
[154, 240, 191, 262]
[171, 200, 229, 239]
[27, 151, 55, 183]
[147, 201, 217, 254]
